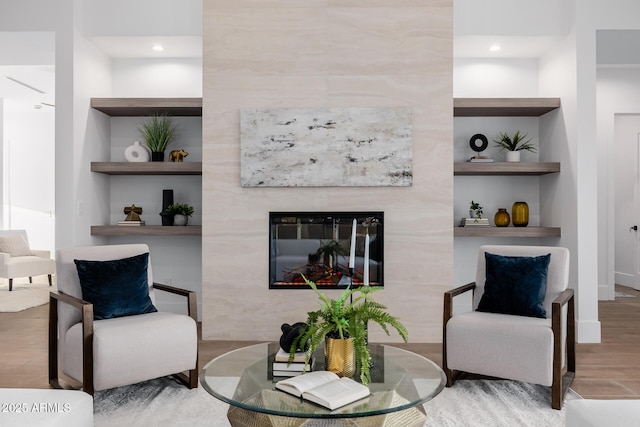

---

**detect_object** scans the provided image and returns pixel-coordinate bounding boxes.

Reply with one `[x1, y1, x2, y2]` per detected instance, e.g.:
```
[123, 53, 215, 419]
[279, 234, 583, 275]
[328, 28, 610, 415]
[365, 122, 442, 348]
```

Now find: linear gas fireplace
[269, 212, 384, 289]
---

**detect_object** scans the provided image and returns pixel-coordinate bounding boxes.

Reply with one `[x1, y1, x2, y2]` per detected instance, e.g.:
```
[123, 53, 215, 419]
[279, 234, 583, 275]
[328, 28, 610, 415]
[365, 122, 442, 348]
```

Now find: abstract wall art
[240, 107, 413, 187]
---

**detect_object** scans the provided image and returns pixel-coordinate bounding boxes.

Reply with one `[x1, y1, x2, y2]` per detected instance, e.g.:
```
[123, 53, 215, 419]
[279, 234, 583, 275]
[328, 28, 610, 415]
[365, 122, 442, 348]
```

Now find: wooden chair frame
[49, 282, 198, 395]
[442, 282, 576, 410]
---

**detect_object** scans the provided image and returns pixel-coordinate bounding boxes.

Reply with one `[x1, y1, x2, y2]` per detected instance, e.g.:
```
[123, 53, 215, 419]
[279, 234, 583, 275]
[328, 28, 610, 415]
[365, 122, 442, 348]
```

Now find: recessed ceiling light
[152, 45, 164, 52]
[489, 44, 501, 52]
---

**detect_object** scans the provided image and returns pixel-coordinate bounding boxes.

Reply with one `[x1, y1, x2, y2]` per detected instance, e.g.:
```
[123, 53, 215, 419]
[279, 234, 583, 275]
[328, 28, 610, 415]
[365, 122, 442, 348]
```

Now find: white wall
[454, 59, 539, 98]
[612, 114, 640, 287]
[597, 68, 640, 291]
[583, 1, 640, 309]
[112, 58, 202, 97]
[3, 110, 55, 252]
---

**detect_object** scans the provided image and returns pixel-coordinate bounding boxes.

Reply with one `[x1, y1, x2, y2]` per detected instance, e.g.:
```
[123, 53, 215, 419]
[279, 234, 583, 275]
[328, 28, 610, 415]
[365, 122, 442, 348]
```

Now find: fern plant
[291, 276, 408, 385]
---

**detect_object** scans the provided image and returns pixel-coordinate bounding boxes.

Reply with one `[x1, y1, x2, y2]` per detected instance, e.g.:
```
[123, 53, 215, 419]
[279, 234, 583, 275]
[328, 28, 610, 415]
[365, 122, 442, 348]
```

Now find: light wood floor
[1, 285, 639, 400]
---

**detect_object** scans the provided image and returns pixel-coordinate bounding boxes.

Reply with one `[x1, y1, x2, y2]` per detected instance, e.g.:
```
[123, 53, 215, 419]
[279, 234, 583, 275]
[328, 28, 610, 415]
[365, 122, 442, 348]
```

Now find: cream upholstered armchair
[49, 244, 198, 395]
[443, 245, 575, 410]
[0, 230, 55, 291]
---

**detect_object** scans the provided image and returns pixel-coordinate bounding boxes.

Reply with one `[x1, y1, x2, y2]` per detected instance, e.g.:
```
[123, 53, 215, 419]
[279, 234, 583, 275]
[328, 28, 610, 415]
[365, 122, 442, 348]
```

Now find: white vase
[124, 141, 150, 162]
[173, 214, 188, 226]
[506, 151, 521, 162]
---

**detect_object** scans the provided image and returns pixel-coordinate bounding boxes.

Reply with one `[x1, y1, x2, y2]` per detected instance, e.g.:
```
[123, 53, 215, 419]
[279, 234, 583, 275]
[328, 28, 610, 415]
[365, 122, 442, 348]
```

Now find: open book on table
[275, 371, 370, 410]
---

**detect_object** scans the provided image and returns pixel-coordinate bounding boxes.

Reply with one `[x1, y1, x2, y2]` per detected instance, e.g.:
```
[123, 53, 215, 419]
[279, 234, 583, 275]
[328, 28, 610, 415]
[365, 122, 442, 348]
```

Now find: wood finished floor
[1, 285, 640, 400]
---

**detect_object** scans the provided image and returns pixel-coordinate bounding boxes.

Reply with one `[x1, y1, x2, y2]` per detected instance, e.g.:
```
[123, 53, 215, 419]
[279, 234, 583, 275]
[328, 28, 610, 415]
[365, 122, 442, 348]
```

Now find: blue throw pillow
[74, 252, 157, 320]
[477, 252, 551, 318]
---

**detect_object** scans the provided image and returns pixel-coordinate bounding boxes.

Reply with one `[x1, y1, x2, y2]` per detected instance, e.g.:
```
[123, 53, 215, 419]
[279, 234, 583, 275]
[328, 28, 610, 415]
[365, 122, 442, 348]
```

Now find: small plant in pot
[139, 113, 179, 161]
[493, 130, 536, 162]
[167, 203, 194, 226]
[291, 276, 408, 386]
[469, 200, 483, 219]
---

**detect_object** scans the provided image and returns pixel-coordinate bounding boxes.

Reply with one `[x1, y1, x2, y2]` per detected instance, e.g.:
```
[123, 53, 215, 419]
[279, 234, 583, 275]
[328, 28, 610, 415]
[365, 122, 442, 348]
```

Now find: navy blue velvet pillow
[74, 252, 157, 320]
[477, 252, 551, 318]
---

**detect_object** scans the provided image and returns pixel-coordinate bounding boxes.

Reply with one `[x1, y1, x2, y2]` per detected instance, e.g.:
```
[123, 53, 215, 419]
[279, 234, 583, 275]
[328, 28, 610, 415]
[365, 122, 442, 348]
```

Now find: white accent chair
[0, 230, 55, 291]
[443, 245, 575, 409]
[49, 244, 198, 395]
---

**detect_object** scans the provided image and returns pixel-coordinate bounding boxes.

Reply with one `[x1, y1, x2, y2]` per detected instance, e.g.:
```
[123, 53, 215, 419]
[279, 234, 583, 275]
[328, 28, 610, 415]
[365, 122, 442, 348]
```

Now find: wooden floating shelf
[91, 162, 202, 175]
[454, 98, 561, 117]
[91, 225, 202, 236]
[454, 226, 561, 238]
[90, 97, 202, 117]
[454, 162, 560, 176]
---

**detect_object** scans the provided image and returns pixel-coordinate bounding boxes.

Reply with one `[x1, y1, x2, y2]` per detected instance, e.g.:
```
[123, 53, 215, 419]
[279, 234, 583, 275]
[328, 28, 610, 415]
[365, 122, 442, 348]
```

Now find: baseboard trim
[577, 320, 601, 343]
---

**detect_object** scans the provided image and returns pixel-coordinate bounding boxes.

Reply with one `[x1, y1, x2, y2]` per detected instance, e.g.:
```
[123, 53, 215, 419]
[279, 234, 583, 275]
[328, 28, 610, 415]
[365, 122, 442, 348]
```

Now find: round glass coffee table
[201, 342, 445, 427]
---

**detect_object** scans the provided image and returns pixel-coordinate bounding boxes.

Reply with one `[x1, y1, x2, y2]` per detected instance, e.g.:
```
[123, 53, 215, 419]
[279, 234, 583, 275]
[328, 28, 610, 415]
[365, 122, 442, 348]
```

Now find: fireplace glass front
[269, 212, 383, 289]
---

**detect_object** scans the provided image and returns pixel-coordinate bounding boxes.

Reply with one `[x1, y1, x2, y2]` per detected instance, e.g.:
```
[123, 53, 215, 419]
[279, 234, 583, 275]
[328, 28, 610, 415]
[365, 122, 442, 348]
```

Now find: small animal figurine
[169, 149, 189, 162]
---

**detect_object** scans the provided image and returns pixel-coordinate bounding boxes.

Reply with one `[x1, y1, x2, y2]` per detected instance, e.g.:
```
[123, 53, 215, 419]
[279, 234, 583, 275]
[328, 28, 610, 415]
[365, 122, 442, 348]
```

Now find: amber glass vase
[494, 208, 510, 227]
[511, 202, 529, 227]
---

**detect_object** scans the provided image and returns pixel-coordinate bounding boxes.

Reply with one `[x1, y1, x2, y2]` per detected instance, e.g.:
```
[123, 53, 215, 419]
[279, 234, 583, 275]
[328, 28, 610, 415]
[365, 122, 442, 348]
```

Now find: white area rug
[0, 279, 54, 312]
[94, 377, 578, 427]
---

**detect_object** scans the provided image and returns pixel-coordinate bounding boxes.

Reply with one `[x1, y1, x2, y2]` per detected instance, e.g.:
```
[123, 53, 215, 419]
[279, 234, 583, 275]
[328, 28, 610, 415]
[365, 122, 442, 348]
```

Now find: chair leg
[48, 274, 52, 286]
[188, 367, 198, 388]
[29, 277, 33, 284]
[9, 279, 12, 291]
[174, 368, 199, 389]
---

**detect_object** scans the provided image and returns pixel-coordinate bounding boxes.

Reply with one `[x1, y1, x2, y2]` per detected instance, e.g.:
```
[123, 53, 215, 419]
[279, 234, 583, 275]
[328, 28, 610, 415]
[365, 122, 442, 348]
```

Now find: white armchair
[49, 244, 198, 395]
[0, 230, 55, 291]
[443, 245, 575, 409]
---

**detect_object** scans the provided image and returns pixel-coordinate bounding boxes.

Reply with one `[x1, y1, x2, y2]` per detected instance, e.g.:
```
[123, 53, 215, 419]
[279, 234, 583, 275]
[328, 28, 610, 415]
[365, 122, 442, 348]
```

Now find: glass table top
[200, 342, 445, 419]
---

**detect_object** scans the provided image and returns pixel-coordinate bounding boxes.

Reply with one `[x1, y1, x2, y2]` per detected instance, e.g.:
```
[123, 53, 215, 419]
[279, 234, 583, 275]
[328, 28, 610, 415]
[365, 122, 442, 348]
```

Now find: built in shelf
[454, 98, 561, 117]
[454, 226, 561, 238]
[91, 225, 202, 236]
[454, 162, 560, 176]
[90, 98, 202, 117]
[91, 162, 202, 175]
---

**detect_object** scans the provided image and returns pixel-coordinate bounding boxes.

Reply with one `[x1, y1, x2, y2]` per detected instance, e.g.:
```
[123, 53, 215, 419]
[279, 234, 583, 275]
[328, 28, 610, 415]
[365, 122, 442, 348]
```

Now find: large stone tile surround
[202, 1, 453, 343]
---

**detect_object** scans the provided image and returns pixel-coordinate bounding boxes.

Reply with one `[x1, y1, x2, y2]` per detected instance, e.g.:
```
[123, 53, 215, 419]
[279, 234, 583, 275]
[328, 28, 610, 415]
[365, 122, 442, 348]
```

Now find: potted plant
[493, 130, 537, 162]
[139, 113, 179, 161]
[469, 200, 483, 219]
[316, 240, 348, 268]
[167, 203, 194, 226]
[291, 276, 408, 386]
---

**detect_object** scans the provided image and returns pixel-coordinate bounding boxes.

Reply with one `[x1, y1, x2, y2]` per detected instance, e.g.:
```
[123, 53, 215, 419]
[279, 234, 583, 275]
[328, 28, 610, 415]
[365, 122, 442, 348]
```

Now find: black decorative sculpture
[279, 322, 308, 353]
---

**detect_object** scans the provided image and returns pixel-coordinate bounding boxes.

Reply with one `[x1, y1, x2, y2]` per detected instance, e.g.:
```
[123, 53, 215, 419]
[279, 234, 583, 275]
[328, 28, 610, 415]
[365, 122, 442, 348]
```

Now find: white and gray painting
[240, 107, 413, 187]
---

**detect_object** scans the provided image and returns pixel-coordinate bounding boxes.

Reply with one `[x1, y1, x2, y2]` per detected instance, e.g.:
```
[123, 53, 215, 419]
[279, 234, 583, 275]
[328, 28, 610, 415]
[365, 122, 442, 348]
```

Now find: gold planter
[324, 336, 355, 378]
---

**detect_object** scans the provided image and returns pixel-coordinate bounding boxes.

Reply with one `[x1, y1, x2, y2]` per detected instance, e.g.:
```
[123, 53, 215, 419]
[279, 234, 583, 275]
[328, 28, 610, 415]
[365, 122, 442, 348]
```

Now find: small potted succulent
[469, 200, 483, 219]
[167, 203, 194, 226]
[493, 130, 537, 162]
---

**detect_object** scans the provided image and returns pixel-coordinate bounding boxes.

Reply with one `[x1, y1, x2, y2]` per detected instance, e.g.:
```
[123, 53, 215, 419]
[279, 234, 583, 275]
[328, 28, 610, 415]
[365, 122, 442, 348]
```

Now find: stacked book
[117, 220, 145, 226]
[272, 348, 312, 377]
[460, 217, 490, 227]
[468, 156, 494, 163]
